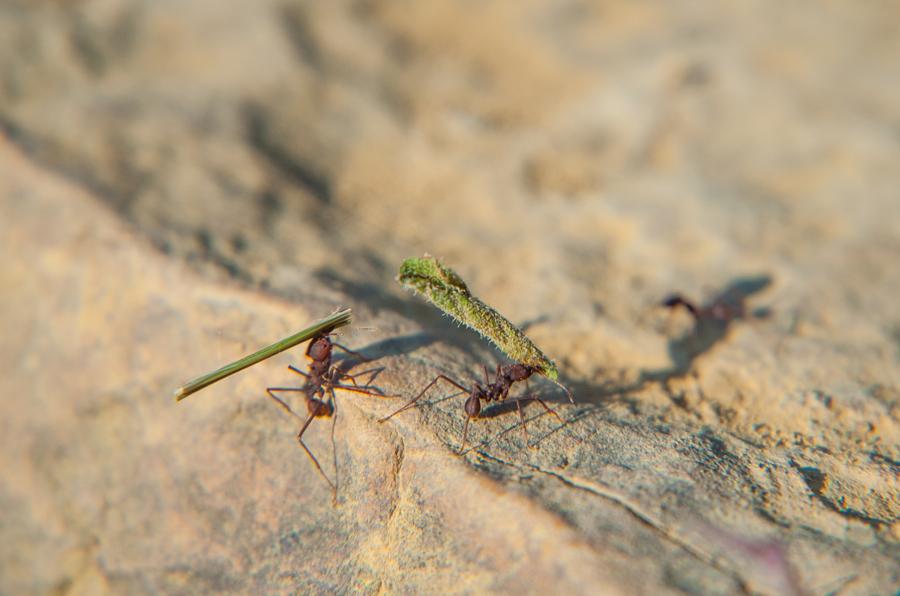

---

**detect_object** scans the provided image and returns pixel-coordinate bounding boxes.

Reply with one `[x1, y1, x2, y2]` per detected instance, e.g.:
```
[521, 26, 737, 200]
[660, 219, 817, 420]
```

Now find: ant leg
[296, 409, 337, 495]
[332, 342, 369, 362]
[288, 365, 310, 379]
[561, 383, 575, 405]
[331, 382, 393, 398]
[515, 399, 531, 447]
[338, 370, 362, 387]
[337, 366, 384, 388]
[379, 374, 469, 422]
[266, 387, 307, 421]
[510, 393, 563, 424]
[460, 416, 472, 454]
[509, 395, 565, 449]
[545, 376, 575, 404]
[530, 397, 564, 423]
[329, 387, 339, 504]
[345, 366, 385, 386]
[330, 364, 392, 397]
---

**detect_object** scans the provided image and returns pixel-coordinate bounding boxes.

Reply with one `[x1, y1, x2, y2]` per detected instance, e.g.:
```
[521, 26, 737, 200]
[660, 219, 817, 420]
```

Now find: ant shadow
[329, 332, 438, 387]
[638, 274, 772, 389]
[336, 332, 438, 364]
[320, 265, 773, 457]
[315, 266, 495, 359]
[502, 275, 774, 450]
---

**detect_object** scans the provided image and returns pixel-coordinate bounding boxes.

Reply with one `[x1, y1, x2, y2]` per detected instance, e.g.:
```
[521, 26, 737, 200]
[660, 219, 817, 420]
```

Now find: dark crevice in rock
[476, 451, 752, 595]
[795, 464, 893, 528]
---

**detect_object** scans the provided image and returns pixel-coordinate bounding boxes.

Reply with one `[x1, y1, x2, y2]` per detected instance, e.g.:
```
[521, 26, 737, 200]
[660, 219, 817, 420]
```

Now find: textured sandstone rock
[1, 1, 898, 594]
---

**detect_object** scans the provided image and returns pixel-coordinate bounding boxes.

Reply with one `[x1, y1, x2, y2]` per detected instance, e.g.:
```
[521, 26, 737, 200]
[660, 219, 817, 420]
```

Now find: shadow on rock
[335, 332, 437, 366]
[316, 266, 507, 360]
[641, 275, 773, 388]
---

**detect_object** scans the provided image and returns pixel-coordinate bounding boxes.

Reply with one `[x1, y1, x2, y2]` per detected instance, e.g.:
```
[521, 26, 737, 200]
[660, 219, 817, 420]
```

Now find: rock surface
[1, 1, 898, 594]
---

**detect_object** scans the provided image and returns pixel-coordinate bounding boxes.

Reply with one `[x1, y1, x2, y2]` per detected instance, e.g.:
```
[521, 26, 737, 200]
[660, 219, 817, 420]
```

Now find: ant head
[506, 363, 534, 382]
[307, 398, 334, 418]
[464, 394, 481, 418]
[661, 294, 699, 320]
[661, 294, 686, 308]
[307, 335, 333, 361]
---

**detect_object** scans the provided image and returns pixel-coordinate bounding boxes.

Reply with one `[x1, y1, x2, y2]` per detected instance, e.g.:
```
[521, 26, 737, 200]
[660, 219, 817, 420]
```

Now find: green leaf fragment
[398, 256, 559, 380]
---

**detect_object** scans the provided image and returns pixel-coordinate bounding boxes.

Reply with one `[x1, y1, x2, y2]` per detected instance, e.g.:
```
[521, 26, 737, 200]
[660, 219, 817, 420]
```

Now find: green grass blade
[174, 308, 352, 401]
[397, 256, 559, 380]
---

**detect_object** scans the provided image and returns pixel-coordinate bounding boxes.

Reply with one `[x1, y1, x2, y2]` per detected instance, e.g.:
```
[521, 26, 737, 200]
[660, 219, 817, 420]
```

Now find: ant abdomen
[465, 394, 481, 418]
[307, 398, 334, 417]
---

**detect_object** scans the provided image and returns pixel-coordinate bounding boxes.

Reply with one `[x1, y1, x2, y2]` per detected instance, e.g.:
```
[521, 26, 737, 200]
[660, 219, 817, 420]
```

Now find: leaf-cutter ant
[380, 362, 568, 452]
[265, 333, 387, 500]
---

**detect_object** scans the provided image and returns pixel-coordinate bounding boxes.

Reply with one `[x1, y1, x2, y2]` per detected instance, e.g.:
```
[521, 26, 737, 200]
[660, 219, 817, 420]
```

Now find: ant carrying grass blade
[174, 309, 352, 401]
[265, 332, 389, 501]
[380, 362, 570, 453]
[387, 256, 575, 453]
